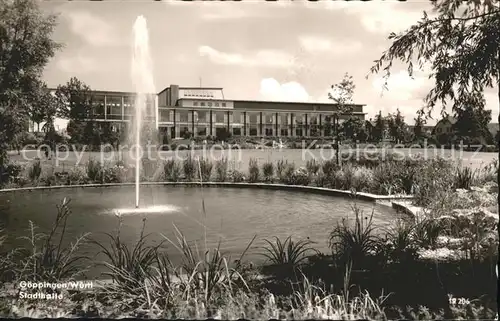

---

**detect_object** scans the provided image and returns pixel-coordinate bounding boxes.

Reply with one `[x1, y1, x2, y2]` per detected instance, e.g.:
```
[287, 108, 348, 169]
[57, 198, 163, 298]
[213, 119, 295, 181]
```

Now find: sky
[40, 0, 499, 129]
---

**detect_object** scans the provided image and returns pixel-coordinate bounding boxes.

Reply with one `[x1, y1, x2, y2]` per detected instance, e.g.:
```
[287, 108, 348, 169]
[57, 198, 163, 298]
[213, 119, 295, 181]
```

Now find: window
[249, 128, 258, 136]
[215, 111, 225, 123]
[295, 128, 303, 137]
[195, 111, 207, 122]
[201, 102, 206, 107]
[208, 102, 213, 107]
[232, 127, 241, 136]
[193, 101, 198, 106]
[265, 128, 273, 136]
[280, 113, 288, 125]
[179, 111, 189, 122]
[222, 102, 226, 107]
[264, 113, 274, 124]
[159, 109, 172, 122]
[280, 129, 288, 136]
[215, 102, 220, 107]
[232, 111, 242, 123]
[249, 113, 258, 124]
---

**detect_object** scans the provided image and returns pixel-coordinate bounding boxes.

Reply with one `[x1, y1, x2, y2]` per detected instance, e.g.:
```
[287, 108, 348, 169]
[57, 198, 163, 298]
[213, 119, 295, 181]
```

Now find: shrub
[67, 166, 89, 185]
[198, 157, 213, 182]
[352, 167, 374, 192]
[248, 158, 260, 183]
[413, 158, 455, 207]
[228, 169, 245, 182]
[281, 166, 311, 186]
[260, 236, 318, 277]
[141, 157, 158, 181]
[328, 204, 381, 269]
[382, 219, 418, 263]
[262, 161, 274, 182]
[305, 159, 320, 176]
[28, 159, 42, 183]
[413, 218, 443, 249]
[215, 157, 229, 182]
[86, 158, 103, 183]
[321, 159, 338, 177]
[454, 166, 475, 190]
[275, 159, 287, 181]
[163, 159, 181, 182]
[183, 155, 196, 181]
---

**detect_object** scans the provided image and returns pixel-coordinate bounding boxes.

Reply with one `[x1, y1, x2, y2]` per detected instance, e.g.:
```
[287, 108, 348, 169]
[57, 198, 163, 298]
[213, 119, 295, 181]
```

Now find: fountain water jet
[130, 15, 157, 209]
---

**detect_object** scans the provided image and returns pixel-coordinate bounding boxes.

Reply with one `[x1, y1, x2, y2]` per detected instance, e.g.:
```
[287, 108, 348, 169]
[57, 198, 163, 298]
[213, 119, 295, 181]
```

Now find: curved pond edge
[0, 181, 413, 200]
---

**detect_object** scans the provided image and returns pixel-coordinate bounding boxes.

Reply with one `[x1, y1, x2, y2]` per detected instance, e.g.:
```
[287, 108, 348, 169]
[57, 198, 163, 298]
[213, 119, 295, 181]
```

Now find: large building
[58, 84, 367, 138]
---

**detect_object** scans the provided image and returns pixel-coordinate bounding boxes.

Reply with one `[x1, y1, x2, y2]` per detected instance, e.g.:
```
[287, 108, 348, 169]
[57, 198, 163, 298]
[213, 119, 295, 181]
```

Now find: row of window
[192, 101, 227, 108]
[179, 126, 329, 137]
[158, 110, 337, 124]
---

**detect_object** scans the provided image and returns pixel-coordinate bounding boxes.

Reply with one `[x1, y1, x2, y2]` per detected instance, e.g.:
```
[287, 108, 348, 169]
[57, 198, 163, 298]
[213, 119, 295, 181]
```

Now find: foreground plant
[329, 204, 381, 269]
[261, 236, 318, 277]
[10, 198, 88, 283]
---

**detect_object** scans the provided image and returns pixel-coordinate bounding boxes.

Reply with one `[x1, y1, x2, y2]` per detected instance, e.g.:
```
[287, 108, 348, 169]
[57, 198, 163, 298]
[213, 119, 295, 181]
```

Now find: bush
[67, 166, 89, 185]
[281, 166, 311, 186]
[328, 204, 381, 269]
[413, 158, 455, 207]
[215, 158, 229, 182]
[321, 159, 338, 177]
[305, 159, 320, 175]
[86, 158, 103, 183]
[248, 158, 260, 183]
[262, 161, 274, 182]
[183, 155, 196, 181]
[28, 159, 42, 183]
[163, 159, 181, 182]
[275, 159, 287, 181]
[228, 169, 245, 182]
[198, 158, 213, 182]
[454, 166, 475, 190]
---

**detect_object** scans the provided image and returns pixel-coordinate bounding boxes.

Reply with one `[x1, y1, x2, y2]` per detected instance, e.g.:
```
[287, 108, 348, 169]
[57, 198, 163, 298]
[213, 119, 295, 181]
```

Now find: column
[191, 110, 195, 137]
[243, 111, 247, 136]
[209, 110, 213, 136]
[259, 112, 263, 136]
[290, 113, 294, 137]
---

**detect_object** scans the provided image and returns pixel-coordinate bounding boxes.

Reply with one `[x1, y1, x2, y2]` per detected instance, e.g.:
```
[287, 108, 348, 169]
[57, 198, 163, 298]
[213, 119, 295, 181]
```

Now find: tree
[341, 116, 364, 141]
[26, 80, 60, 132]
[0, 0, 61, 178]
[328, 72, 356, 164]
[369, 0, 500, 128]
[452, 93, 492, 144]
[373, 111, 386, 142]
[387, 108, 406, 143]
[414, 111, 427, 141]
[55, 77, 96, 144]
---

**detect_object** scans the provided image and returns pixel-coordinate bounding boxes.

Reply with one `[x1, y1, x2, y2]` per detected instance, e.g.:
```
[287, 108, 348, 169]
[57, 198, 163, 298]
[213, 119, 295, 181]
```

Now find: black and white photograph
[0, 0, 498, 319]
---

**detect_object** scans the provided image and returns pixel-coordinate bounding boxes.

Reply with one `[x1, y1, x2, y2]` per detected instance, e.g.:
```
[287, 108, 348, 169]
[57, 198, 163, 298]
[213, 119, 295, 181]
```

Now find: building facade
[56, 84, 367, 138]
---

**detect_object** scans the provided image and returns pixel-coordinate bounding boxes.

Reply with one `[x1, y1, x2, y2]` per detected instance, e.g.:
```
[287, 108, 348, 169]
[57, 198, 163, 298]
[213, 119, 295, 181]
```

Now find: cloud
[198, 46, 295, 68]
[57, 54, 98, 74]
[259, 78, 311, 102]
[66, 11, 123, 47]
[298, 36, 362, 54]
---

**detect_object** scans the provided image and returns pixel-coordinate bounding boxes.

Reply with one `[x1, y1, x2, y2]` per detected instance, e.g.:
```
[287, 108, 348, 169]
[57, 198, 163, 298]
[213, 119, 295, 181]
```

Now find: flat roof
[230, 99, 365, 107]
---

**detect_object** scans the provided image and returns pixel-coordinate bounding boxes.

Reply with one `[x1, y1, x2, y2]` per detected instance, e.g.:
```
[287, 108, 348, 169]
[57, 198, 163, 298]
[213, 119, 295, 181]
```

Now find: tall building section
[52, 84, 367, 138]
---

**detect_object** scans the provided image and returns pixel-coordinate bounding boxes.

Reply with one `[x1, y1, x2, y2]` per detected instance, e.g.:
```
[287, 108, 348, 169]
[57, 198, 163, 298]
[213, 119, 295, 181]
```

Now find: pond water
[0, 185, 400, 278]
